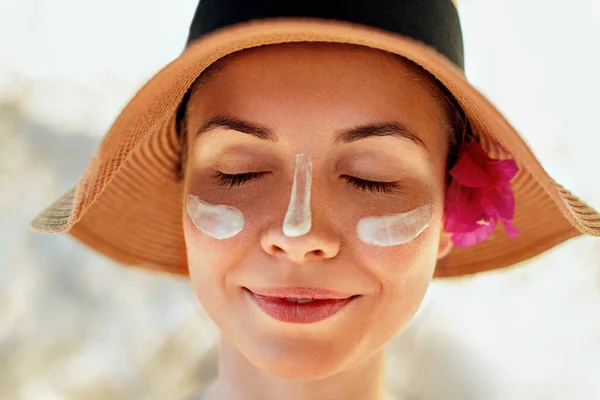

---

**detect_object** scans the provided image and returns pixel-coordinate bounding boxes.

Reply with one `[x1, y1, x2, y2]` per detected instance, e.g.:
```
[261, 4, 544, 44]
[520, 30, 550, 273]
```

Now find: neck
[203, 335, 391, 400]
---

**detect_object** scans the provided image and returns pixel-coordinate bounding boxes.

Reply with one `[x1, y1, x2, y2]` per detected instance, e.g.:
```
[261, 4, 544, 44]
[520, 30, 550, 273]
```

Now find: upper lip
[245, 287, 356, 300]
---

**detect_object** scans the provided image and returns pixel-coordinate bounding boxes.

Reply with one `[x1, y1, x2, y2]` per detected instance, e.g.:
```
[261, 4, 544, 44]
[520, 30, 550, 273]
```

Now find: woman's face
[182, 43, 453, 379]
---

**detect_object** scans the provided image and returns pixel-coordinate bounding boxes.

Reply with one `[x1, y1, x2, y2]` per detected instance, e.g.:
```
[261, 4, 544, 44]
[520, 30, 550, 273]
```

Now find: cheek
[350, 217, 440, 330]
[182, 195, 276, 291]
[182, 210, 250, 314]
[354, 221, 439, 287]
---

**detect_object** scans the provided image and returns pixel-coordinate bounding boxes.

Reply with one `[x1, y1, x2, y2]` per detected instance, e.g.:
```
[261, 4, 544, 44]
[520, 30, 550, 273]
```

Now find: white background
[1, 0, 599, 399]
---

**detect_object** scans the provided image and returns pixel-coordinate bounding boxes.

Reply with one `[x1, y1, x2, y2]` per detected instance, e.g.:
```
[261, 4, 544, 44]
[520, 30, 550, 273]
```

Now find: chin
[246, 337, 355, 380]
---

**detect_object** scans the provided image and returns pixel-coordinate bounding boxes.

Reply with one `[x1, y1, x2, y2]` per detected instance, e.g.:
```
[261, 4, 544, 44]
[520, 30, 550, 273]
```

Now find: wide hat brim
[31, 18, 600, 278]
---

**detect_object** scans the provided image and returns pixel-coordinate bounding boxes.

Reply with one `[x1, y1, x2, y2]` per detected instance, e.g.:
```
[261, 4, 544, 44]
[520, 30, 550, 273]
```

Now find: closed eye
[214, 172, 400, 194]
[214, 172, 269, 187]
[342, 176, 401, 193]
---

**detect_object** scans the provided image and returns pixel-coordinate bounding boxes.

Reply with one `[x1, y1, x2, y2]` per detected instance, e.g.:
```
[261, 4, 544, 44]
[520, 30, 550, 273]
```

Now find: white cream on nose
[283, 153, 313, 237]
[186, 194, 244, 239]
[356, 203, 433, 246]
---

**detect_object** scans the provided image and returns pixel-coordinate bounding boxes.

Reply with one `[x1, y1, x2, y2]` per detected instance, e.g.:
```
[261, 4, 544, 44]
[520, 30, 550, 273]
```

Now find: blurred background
[1, 0, 600, 399]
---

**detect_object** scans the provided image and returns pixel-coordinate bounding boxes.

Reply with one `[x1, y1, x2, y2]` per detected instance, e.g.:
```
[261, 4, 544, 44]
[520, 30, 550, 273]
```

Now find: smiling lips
[245, 287, 358, 324]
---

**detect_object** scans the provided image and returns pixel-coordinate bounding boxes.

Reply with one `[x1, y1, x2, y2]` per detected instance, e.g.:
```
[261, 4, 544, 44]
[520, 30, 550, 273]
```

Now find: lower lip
[246, 290, 356, 324]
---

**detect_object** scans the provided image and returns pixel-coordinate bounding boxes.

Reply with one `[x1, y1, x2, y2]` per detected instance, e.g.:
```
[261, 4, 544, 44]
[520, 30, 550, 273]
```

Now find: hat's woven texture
[32, 19, 600, 277]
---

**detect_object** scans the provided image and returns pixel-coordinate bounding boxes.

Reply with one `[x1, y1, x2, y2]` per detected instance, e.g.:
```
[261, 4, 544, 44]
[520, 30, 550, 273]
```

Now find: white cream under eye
[356, 203, 433, 246]
[186, 194, 244, 239]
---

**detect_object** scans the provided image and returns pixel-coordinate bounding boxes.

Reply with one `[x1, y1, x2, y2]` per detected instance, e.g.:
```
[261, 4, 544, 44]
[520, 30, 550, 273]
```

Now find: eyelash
[214, 172, 400, 193]
[341, 176, 400, 193]
[215, 172, 267, 187]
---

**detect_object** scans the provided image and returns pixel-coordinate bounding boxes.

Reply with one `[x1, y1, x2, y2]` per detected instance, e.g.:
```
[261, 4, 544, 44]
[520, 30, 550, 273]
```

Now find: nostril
[266, 245, 326, 260]
[270, 244, 285, 255]
[312, 249, 325, 258]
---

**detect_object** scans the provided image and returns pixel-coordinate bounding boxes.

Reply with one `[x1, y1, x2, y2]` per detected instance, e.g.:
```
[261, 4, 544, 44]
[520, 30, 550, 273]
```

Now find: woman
[31, 0, 600, 399]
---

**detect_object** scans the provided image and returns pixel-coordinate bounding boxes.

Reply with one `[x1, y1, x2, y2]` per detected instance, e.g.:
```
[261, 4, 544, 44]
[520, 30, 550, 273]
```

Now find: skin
[181, 42, 454, 400]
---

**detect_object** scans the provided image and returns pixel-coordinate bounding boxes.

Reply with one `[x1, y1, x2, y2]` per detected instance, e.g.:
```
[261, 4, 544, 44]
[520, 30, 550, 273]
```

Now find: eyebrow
[196, 114, 427, 150]
[197, 114, 276, 141]
[333, 121, 426, 149]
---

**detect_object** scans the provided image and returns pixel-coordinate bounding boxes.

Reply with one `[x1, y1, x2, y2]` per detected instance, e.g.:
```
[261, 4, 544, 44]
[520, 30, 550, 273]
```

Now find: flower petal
[451, 142, 519, 188]
[501, 218, 519, 239]
[485, 159, 519, 183]
[451, 219, 498, 247]
[444, 183, 486, 231]
[443, 142, 520, 247]
[450, 149, 493, 187]
[461, 142, 492, 163]
[488, 184, 516, 219]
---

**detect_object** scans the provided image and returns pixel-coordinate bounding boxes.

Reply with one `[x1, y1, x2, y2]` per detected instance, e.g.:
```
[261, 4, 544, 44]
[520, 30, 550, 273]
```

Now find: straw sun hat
[32, 0, 600, 278]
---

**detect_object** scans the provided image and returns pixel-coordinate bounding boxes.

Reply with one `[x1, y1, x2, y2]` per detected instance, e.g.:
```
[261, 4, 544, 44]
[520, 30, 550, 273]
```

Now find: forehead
[186, 42, 449, 153]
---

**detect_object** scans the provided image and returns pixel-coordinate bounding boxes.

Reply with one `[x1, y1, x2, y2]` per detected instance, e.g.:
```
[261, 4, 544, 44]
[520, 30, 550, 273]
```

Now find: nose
[260, 219, 341, 262]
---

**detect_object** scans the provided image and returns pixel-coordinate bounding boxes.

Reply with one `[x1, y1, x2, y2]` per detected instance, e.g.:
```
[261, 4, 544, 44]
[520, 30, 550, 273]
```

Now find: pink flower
[444, 142, 519, 248]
